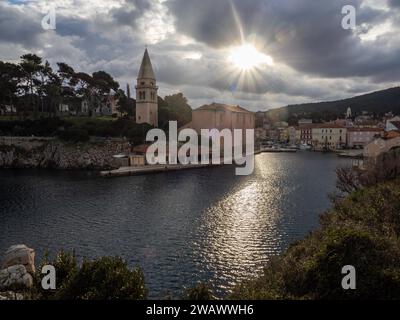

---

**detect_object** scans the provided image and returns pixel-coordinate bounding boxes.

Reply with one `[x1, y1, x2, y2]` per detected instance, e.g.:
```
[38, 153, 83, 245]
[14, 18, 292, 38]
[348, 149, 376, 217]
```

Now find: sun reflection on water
[193, 156, 289, 293]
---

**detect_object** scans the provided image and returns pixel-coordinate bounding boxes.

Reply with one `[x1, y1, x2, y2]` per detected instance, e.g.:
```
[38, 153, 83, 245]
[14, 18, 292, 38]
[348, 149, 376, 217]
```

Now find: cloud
[167, 0, 400, 81]
[388, 0, 400, 8]
[0, 0, 399, 111]
[0, 2, 43, 48]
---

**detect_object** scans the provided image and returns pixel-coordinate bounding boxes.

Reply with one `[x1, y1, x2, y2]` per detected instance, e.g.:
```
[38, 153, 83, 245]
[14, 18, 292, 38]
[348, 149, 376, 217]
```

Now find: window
[143, 91, 146, 100]
[141, 82, 145, 85]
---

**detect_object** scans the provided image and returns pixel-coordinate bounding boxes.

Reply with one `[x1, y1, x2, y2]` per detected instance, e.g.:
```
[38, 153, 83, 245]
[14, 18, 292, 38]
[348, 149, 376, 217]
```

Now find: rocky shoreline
[0, 136, 131, 170]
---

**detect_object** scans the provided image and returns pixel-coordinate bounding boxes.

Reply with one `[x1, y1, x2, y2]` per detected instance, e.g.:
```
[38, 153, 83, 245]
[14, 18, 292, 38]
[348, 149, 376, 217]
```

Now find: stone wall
[0, 136, 131, 170]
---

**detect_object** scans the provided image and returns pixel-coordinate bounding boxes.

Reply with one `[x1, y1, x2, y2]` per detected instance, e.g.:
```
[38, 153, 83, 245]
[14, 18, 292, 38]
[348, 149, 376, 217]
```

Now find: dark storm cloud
[111, 0, 152, 28]
[0, 2, 43, 47]
[388, 0, 400, 8]
[1, 0, 399, 109]
[167, 0, 400, 81]
[154, 53, 342, 100]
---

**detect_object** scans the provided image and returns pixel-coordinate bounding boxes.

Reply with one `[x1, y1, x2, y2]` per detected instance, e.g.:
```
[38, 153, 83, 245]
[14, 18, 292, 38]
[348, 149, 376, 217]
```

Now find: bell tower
[135, 48, 158, 127]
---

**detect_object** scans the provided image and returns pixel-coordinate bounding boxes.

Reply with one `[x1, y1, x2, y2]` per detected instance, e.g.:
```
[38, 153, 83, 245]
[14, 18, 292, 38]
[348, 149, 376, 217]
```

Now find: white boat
[299, 144, 312, 150]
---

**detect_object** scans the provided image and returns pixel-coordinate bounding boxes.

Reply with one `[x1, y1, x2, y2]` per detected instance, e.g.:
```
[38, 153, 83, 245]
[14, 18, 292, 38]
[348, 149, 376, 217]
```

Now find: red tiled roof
[296, 123, 346, 129]
[131, 144, 150, 154]
[347, 127, 384, 132]
[385, 131, 400, 139]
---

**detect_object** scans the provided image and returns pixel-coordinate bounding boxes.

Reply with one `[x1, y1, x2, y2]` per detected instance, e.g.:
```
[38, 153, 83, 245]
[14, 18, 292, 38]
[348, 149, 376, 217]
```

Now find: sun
[228, 44, 273, 71]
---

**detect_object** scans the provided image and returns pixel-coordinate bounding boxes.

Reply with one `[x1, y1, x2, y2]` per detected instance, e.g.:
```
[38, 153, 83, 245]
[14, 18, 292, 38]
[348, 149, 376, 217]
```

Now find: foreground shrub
[35, 250, 78, 299]
[183, 282, 215, 300]
[56, 256, 147, 300]
[33, 253, 147, 300]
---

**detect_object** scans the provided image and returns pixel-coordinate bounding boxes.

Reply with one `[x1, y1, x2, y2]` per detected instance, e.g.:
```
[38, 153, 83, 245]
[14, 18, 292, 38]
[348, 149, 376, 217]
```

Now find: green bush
[183, 282, 215, 300]
[56, 256, 147, 300]
[35, 250, 78, 299]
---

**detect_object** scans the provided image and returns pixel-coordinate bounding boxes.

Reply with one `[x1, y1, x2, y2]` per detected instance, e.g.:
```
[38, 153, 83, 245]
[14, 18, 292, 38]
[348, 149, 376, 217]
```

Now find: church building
[135, 49, 158, 127]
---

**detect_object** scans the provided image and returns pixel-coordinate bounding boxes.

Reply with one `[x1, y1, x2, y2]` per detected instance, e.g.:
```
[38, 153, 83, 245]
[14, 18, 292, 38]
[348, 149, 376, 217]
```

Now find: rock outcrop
[0, 265, 33, 290]
[2, 244, 35, 274]
[0, 244, 36, 300]
[0, 137, 131, 170]
[0, 291, 24, 300]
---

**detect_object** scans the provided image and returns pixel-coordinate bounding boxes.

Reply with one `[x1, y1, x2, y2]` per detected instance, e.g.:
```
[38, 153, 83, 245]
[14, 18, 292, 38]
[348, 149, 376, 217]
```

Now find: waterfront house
[288, 126, 296, 145]
[275, 121, 289, 142]
[296, 124, 317, 146]
[312, 124, 347, 151]
[255, 128, 267, 141]
[347, 127, 384, 148]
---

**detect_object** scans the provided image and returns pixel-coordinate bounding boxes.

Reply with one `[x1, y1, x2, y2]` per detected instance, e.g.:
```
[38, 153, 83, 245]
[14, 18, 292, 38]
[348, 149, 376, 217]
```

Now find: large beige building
[312, 124, 347, 150]
[135, 49, 158, 127]
[190, 103, 254, 131]
[189, 103, 255, 147]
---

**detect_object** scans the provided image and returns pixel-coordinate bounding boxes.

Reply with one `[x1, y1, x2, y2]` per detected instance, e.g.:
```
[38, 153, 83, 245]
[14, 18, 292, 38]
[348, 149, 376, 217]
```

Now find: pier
[100, 163, 223, 177]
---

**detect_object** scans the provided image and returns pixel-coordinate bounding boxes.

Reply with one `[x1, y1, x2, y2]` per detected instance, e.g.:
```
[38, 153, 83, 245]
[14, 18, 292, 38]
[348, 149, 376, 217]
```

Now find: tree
[19, 54, 43, 118]
[92, 71, 120, 116]
[0, 61, 22, 117]
[56, 62, 76, 115]
[37, 60, 54, 114]
[115, 89, 134, 117]
[159, 93, 192, 130]
[74, 72, 96, 116]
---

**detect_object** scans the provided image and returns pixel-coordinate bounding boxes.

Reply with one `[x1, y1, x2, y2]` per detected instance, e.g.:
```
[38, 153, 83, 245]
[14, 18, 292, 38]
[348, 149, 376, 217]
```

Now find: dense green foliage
[1, 54, 193, 129]
[183, 283, 215, 300]
[230, 179, 400, 300]
[0, 117, 65, 136]
[0, 117, 152, 144]
[35, 251, 147, 300]
[159, 93, 192, 130]
[0, 54, 124, 118]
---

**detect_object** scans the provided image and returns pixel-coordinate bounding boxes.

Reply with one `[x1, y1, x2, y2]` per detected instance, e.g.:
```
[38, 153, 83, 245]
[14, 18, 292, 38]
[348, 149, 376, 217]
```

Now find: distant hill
[265, 87, 400, 124]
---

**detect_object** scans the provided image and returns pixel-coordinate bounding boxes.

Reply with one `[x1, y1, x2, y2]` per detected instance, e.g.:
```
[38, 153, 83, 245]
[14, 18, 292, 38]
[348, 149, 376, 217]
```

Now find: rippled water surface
[0, 152, 348, 297]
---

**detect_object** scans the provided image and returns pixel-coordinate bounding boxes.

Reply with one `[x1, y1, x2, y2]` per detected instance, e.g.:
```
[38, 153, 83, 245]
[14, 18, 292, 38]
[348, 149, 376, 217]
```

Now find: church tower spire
[135, 48, 158, 127]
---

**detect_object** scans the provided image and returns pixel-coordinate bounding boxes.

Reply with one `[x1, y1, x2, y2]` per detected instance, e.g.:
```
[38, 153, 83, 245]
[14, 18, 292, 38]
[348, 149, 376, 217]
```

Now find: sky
[1, 0, 399, 111]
